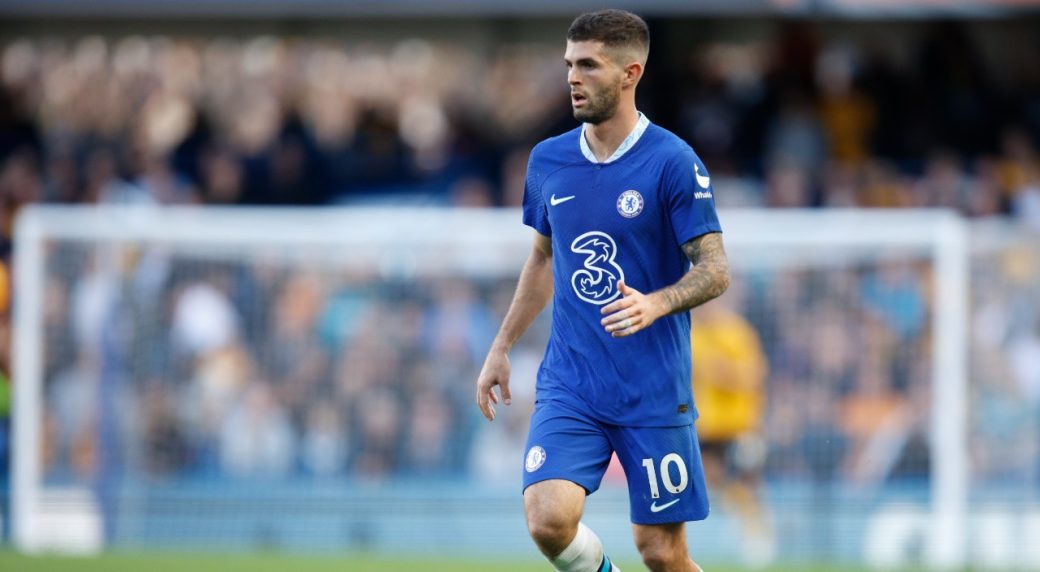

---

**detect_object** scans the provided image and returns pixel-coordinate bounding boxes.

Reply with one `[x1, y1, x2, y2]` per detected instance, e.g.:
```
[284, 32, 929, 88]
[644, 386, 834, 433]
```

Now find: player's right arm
[476, 231, 553, 422]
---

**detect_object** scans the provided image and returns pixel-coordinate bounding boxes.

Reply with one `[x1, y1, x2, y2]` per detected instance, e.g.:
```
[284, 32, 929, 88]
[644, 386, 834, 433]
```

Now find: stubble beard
[573, 82, 622, 125]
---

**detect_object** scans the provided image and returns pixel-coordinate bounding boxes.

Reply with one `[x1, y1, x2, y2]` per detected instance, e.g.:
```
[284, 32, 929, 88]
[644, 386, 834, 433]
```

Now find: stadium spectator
[352, 387, 403, 478]
[138, 383, 191, 479]
[46, 349, 101, 479]
[260, 274, 331, 414]
[219, 380, 295, 478]
[299, 401, 348, 477]
[401, 386, 457, 476]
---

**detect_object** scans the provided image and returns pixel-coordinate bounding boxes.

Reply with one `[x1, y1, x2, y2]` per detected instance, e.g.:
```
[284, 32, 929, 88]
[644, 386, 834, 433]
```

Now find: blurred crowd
[672, 21, 1040, 224]
[0, 33, 565, 222]
[33, 242, 1018, 489]
[0, 20, 1039, 241]
[36, 239, 1037, 490]
[40, 249, 537, 483]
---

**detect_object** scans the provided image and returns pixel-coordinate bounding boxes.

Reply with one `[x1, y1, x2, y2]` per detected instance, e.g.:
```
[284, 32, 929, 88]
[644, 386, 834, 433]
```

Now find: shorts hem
[630, 510, 710, 525]
[521, 473, 597, 496]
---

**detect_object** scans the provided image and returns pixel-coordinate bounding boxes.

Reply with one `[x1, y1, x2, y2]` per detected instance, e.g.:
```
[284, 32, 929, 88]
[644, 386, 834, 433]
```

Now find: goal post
[12, 205, 969, 567]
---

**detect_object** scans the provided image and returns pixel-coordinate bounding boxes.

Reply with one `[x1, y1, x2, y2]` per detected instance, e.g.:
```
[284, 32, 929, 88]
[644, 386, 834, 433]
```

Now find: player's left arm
[601, 232, 730, 337]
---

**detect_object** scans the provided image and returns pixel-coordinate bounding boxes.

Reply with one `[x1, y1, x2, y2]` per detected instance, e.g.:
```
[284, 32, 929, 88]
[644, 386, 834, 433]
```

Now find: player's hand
[600, 281, 665, 338]
[476, 348, 512, 422]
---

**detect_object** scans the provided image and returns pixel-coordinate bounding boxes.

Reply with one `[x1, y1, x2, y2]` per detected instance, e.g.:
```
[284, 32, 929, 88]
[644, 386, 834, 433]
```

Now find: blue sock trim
[598, 555, 612, 572]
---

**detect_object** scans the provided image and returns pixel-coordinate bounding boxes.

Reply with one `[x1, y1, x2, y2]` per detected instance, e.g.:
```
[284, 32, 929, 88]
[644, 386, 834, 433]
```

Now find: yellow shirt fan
[691, 307, 768, 442]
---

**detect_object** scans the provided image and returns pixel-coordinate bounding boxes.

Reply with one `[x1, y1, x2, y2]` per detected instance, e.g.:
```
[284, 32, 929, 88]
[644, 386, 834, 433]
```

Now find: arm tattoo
[659, 232, 731, 314]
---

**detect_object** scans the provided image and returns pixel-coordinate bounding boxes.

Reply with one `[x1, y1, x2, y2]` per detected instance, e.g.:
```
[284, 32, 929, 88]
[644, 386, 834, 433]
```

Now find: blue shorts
[522, 399, 710, 525]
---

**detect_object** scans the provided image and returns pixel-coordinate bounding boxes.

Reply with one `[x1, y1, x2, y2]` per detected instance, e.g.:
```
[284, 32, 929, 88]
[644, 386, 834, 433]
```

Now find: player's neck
[584, 104, 640, 163]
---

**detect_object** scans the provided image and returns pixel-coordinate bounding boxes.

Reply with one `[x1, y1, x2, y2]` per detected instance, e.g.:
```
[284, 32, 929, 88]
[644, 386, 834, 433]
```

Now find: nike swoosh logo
[694, 164, 710, 189]
[550, 194, 576, 206]
[650, 498, 681, 513]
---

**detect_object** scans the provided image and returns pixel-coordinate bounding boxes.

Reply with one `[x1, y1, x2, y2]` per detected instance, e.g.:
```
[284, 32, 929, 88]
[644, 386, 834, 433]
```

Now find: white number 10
[641, 453, 689, 499]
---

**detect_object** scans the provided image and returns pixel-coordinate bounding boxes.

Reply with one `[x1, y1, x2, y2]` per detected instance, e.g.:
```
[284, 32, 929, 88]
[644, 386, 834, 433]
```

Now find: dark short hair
[567, 9, 649, 59]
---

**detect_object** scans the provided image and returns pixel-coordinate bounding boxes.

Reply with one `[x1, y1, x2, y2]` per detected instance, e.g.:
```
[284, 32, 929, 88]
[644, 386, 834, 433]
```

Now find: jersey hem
[533, 395, 695, 429]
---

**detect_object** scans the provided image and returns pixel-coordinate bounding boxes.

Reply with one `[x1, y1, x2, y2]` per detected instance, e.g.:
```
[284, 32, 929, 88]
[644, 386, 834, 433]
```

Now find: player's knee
[526, 513, 577, 555]
[636, 532, 686, 571]
[639, 545, 686, 572]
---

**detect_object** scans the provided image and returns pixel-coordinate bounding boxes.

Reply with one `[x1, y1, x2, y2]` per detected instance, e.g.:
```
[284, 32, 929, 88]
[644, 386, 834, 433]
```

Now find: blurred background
[1, 0, 1039, 570]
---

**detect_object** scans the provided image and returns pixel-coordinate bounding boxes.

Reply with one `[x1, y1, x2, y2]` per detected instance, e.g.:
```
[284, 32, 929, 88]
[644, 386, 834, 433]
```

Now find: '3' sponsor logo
[570, 231, 624, 305]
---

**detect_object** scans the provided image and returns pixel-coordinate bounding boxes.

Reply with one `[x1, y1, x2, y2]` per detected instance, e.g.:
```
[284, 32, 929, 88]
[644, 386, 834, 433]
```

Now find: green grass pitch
[0, 551, 928, 571]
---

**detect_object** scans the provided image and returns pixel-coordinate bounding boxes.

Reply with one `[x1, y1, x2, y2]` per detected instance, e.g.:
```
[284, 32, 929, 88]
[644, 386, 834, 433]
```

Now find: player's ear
[622, 61, 643, 88]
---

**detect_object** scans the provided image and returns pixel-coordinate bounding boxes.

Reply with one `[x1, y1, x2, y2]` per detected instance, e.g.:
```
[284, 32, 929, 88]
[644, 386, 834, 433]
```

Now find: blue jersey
[522, 116, 722, 427]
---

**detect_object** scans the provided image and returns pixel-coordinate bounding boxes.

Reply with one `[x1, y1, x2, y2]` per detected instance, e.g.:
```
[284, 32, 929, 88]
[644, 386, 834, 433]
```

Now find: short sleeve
[521, 152, 552, 237]
[665, 147, 722, 246]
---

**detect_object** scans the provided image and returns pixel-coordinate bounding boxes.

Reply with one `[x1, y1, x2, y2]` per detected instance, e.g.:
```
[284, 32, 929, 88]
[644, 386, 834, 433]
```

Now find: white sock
[550, 522, 617, 572]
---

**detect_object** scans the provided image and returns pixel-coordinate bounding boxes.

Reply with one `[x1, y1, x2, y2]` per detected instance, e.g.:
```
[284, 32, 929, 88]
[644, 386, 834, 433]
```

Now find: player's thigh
[522, 400, 614, 495]
[608, 423, 709, 525]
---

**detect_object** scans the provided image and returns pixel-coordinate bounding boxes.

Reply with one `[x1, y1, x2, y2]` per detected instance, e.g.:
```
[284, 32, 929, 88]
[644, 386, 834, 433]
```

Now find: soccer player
[691, 293, 775, 567]
[475, 9, 730, 572]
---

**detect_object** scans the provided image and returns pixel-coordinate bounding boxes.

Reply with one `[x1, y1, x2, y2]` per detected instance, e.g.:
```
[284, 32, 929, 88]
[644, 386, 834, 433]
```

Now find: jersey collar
[580, 112, 650, 164]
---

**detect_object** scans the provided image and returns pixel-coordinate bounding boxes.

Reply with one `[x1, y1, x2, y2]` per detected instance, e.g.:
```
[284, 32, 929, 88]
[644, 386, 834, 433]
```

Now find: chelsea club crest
[526, 446, 546, 472]
[617, 190, 644, 218]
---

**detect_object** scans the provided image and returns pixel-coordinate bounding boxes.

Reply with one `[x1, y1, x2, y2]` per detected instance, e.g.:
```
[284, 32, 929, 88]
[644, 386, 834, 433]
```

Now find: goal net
[11, 206, 985, 567]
